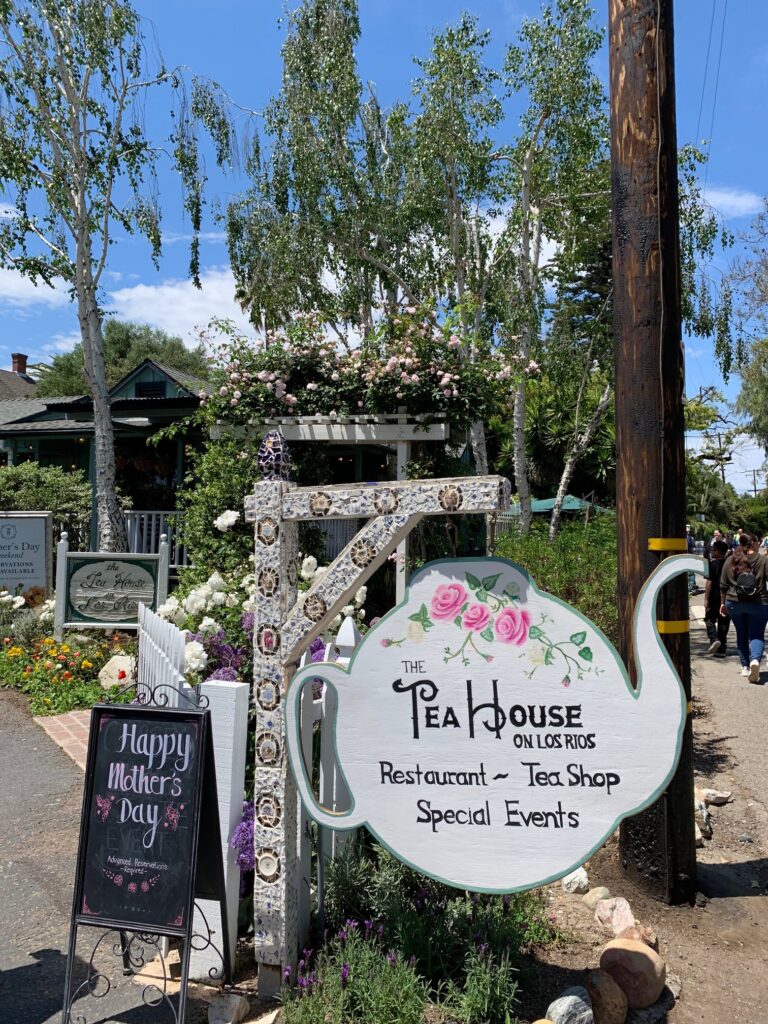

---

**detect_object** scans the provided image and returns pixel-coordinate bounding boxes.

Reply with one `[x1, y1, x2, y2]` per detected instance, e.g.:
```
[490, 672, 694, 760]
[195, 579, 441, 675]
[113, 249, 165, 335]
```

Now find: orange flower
[44, 660, 53, 670]
[3, 637, 10, 645]
[69, 661, 75, 668]
[57, 654, 66, 662]
[62, 671, 73, 680]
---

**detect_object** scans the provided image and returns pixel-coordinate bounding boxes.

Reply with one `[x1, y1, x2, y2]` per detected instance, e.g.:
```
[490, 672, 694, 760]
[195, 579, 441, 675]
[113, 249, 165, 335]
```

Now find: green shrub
[494, 513, 618, 647]
[323, 844, 552, 1022]
[0, 462, 92, 548]
[283, 927, 427, 1024]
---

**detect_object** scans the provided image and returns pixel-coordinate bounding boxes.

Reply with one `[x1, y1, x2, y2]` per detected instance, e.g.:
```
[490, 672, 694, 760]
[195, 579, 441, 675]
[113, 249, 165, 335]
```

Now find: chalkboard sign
[76, 706, 204, 931]
[62, 703, 231, 1022]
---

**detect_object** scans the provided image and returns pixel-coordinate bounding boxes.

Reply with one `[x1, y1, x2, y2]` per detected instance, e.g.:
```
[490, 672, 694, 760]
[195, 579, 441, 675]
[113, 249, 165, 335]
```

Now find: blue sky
[1, 1, 766, 490]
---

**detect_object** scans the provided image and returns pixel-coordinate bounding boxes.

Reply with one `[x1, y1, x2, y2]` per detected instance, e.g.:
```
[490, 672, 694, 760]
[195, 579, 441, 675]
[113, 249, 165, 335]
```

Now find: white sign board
[0, 511, 52, 598]
[286, 554, 700, 892]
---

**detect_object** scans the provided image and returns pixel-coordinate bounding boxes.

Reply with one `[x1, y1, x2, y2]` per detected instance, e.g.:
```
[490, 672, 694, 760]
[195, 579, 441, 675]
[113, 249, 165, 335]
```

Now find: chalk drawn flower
[431, 583, 468, 621]
[127, 882, 137, 894]
[495, 607, 530, 646]
[462, 603, 491, 633]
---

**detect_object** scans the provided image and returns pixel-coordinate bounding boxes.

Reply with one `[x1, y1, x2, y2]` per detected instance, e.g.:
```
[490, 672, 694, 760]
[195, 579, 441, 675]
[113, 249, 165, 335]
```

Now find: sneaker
[707, 639, 722, 655]
[749, 660, 761, 683]
[741, 667, 750, 677]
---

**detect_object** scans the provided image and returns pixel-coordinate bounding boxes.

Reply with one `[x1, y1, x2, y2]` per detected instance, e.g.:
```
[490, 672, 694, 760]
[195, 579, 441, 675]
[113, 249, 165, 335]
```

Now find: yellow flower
[6, 646, 23, 658]
[43, 637, 55, 645]
[81, 659, 93, 670]
[59, 644, 70, 653]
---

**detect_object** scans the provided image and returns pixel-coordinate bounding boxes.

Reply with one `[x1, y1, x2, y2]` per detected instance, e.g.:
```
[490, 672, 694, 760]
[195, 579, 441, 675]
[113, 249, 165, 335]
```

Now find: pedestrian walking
[720, 531, 768, 682]
[705, 539, 730, 656]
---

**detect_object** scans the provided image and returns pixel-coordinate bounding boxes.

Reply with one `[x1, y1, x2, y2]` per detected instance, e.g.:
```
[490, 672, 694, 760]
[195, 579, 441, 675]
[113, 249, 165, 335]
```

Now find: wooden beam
[212, 422, 449, 443]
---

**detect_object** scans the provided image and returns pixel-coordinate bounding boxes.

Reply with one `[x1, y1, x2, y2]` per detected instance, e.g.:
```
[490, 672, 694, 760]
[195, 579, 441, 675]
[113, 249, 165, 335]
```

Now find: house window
[135, 380, 166, 398]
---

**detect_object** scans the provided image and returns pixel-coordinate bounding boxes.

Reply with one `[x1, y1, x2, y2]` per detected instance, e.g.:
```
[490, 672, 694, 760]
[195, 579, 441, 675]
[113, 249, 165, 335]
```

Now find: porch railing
[125, 510, 188, 569]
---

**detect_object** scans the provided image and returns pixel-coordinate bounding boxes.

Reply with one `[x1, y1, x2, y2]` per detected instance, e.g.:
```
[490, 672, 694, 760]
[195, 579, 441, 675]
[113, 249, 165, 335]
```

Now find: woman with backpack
[720, 531, 768, 682]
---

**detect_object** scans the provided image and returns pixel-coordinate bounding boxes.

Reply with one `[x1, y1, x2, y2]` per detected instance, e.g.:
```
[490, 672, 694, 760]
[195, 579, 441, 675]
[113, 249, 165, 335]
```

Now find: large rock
[208, 993, 250, 1024]
[626, 983, 676, 1024]
[98, 654, 135, 690]
[700, 788, 731, 805]
[600, 939, 666, 1010]
[583, 886, 611, 910]
[616, 925, 658, 952]
[546, 986, 594, 1024]
[562, 867, 590, 894]
[584, 968, 628, 1024]
[594, 897, 635, 935]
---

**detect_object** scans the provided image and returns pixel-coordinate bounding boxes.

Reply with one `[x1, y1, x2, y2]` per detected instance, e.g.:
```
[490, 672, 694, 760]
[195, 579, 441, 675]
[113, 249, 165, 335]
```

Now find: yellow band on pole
[648, 537, 687, 551]
[656, 620, 689, 634]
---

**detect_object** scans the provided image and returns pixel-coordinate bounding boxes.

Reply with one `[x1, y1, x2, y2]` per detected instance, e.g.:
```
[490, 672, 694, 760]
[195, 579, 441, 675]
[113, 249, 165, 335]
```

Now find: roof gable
[109, 358, 206, 400]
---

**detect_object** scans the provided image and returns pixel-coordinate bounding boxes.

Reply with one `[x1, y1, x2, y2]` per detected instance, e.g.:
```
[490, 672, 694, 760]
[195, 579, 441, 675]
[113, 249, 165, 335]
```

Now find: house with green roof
[0, 357, 205, 513]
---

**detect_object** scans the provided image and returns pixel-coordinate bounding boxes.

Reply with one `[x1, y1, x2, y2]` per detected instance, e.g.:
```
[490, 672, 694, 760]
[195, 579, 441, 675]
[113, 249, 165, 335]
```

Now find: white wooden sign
[54, 533, 169, 639]
[286, 554, 700, 892]
[0, 511, 52, 598]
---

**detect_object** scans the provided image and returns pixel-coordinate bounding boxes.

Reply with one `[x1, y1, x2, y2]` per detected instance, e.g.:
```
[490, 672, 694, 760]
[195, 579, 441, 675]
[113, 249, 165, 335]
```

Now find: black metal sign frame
[61, 700, 232, 1023]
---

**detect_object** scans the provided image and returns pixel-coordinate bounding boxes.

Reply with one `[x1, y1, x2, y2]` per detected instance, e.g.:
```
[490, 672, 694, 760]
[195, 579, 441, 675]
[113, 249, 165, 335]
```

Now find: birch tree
[0, 0, 198, 549]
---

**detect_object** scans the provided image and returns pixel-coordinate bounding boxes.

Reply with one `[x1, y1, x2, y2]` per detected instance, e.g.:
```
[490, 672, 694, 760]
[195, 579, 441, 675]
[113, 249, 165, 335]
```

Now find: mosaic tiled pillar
[249, 476, 299, 991]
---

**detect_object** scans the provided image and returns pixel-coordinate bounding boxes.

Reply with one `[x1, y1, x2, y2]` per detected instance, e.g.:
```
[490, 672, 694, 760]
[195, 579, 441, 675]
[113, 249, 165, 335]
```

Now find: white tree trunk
[76, 250, 127, 552]
[512, 378, 532, 533]
[548, 385, 612, 541]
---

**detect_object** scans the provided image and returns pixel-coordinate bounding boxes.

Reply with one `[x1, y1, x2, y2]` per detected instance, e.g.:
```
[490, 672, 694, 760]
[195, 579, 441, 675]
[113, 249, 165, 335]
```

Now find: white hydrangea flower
[12, 595, 26, 609]
[171, 607, 187, 627]
[209, 591, 227, 607]
[207, 571, 226, 592]
[184, 641, 208, 674]
[157, 596, 180, 620]
[225, 593, 239, 608]
[0, 593, 13, 605]
[300, 555, 318, 580]
[354, 586, 367, 605]
[357, 609, 366, 620]
[214, 510, 240, 532]
[330, 614, 341, 629]
[242, 595, 256, 613]
[183, 591, 207, 616]
[199, 617, 221, 636]
[342, 605, 355, 617]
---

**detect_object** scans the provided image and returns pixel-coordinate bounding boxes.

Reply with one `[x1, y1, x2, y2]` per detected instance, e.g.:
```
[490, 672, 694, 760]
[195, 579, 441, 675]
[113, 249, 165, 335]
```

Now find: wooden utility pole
[609, 0, 697, 903]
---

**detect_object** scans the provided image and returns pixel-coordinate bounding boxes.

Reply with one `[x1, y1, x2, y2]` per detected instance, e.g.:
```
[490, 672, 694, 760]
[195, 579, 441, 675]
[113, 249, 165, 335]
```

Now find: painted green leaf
[466, 573, 482, 591]
[408, 603, 431, 626]
[502, 583, 519, 600]
[570, 631, 587, 646]
[528, 625, 544, 640]
[454, 615, 463, 628]
[579, 647, 593, 662]
[481, 573, 502, 591]
[544, 647, 555, 665]
[480, 626, 494, 642]
[476, 589, 489, 603]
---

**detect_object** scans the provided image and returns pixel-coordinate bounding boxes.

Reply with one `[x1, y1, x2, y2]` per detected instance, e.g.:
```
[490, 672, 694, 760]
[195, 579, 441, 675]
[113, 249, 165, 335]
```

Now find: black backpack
[735, 570, 758, 600]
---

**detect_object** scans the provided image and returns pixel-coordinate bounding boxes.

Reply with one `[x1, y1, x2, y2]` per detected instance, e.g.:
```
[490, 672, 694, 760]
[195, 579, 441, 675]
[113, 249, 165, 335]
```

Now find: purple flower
[340, 963, 350, 989]
[386, 949, 397, 967]
[230, 801, 255, 872]
[364, 919, 374, 933]
[283, 965, 292, 983]
[309, 637, 325, 662]
[241, 611, 255, 636]
[408, 955, 417, 968]
[205, 666, 238, 682]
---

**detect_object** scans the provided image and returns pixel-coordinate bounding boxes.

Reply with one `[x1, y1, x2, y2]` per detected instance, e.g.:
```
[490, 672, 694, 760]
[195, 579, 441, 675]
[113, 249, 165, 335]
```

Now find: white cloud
[163, 230, 228, 246]
[703, 186, 763, 219]
[0, 268, 70, 309]
[108, 266, 255, 343]
[42, 331, 81, 354]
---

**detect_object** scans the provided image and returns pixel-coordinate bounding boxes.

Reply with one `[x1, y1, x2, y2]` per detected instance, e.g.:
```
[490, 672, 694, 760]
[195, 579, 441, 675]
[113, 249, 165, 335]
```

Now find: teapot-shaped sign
[285, 554, 704, 893]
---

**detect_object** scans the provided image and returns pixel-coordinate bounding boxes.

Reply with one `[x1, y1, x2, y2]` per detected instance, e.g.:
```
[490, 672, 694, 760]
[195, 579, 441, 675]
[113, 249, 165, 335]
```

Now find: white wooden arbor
[245, 429, 509, 996]
[214, 412, 452, 601]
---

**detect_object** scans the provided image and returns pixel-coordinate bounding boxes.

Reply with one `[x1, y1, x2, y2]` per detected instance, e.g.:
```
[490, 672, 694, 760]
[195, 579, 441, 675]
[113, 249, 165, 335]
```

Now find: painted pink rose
[462, 603, 491, 632]
[431, 583, 468, 620]
[494, 607, 531, 646]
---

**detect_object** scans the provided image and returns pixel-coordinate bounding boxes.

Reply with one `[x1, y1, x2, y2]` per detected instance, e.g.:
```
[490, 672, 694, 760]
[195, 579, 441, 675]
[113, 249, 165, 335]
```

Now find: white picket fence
[136, 603, 188, 705]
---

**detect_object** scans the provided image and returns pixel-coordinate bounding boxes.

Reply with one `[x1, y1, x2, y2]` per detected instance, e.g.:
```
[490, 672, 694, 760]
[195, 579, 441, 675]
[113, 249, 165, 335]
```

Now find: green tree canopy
[33, 321, 210, 397]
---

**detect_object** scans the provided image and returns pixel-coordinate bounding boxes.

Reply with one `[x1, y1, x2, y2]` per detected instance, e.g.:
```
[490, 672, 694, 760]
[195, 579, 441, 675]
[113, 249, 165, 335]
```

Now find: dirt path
[517, 601, 768, 1023]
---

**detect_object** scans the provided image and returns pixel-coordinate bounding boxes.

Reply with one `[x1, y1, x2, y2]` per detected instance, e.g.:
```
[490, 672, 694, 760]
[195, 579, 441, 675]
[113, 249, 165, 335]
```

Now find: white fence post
[189, 680, 249, 982]
[53, 532, 69, 642]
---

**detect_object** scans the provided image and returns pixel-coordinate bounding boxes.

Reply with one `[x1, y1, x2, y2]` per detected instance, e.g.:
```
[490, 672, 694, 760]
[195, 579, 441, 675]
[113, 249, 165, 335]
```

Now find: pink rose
[495, 607, 531, 646]
[462, 603, 491, 632]
[431, 583, 468, 620]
